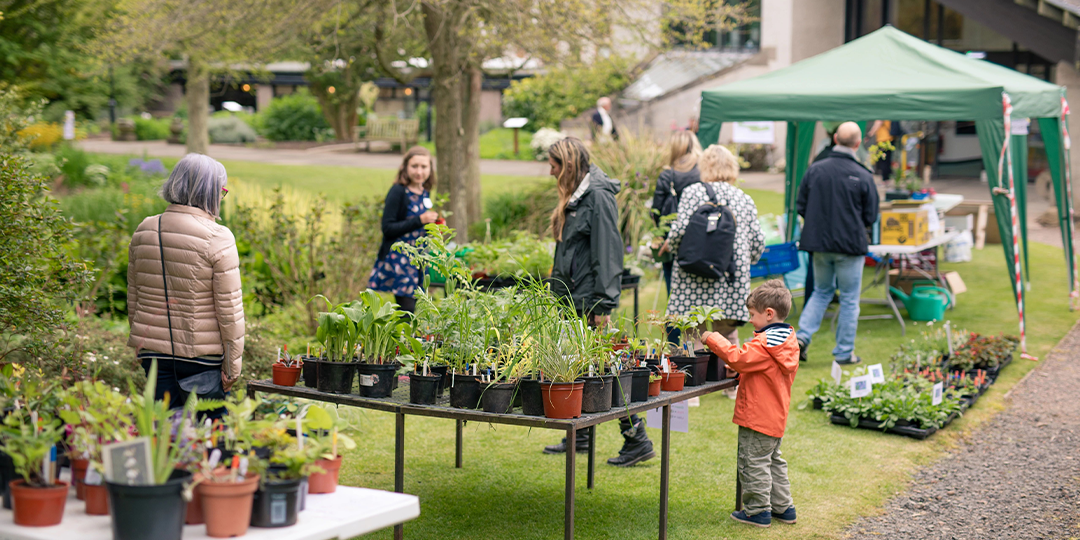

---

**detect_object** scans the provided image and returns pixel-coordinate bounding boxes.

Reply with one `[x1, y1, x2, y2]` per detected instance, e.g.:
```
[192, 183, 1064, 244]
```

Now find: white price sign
[831, 361, 843, 386]
[868, 364, 886, 384]
[850, 375, 873, 398]
[931, 382, 944, 405]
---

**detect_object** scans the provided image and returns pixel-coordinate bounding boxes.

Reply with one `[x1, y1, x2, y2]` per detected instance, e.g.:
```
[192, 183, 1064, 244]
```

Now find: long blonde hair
[699, 144, 739, 184]
[548, 137, 590, 241]
[666, 130, 702, 173]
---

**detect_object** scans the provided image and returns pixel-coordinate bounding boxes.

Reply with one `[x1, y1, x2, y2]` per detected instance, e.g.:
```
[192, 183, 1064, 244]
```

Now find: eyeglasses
[221, 187, 229, 199]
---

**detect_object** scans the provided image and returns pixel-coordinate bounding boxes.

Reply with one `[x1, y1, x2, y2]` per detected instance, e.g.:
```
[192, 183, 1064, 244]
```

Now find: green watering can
[889, 285, 952, 322]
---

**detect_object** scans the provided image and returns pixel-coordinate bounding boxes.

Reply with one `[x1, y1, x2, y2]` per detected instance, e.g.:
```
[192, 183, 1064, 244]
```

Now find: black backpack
[676, 183, 738, 282]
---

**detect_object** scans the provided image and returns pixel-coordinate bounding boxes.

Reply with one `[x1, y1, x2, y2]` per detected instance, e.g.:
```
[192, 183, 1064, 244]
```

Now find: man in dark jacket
[590, 97, 619, 141]
[795, 122, 878, 365]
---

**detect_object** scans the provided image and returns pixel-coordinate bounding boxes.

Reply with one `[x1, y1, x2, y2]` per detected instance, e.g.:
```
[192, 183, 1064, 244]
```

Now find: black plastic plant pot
[519, 378, 545, 416]
[670, 355, 709, 387]
[581, 375, 614, 413]
[0, 450, 15, 510]
[317, 361, 356, 394]
[106, 470, 191, 540]
[702, 350, 723, 381]
[408, 373, 442, 405]
[430, 365, 450, 398]
[356, 362, 398, 398]
[610, 371, 633, 408]
[449, 375, 482, 409]
[481, 382, 517, 414]
[630, 368, 652, 402]
[301, 357, 320, 388]
[250, 478, 301, 528]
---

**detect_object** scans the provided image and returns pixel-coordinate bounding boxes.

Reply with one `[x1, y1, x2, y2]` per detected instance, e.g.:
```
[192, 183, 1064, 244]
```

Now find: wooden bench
[355, 118, 420, 153]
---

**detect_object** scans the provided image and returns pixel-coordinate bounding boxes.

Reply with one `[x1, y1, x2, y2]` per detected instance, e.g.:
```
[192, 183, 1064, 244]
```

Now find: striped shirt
[762, 324, 794, 348]
[137, 350, 223, 367]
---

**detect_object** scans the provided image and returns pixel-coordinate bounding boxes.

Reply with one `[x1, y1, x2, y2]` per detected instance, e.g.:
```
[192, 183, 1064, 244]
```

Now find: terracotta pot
[198, 474, 260, 538]
[272, 363, 302, 386]
[648, 379, 661, 396]
[308, 456, 342, 494]
[660, 371, 686, 392]
[10, 480, 68, 527]
[71, 458, 89, 500]
[84, 482, 109, 515]
[539, 381, 584, 419]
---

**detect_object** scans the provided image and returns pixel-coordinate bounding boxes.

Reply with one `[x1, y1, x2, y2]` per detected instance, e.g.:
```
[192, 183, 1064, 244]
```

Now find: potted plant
[192, 449, 261, 538]
[649, 306, 723, 387]
[535, 339, 588, 419]
[660, 366, 687, 392]
[402, 336, 443, 406]
[354, 290, 407, 398]
[300, 344, 320, 389]
[647, 212, 677, 263]
[57, 381, 134, 515]
[271, 345, 303, 387]
[303, 405, 357, 494]
[310, 295, 364, 394]
[578, 323, 616, 414]
[106, 360, 198, 540]
[648, 373, 662, 396]
[0, 408, 67, 527]
[249, 431, 322, 528]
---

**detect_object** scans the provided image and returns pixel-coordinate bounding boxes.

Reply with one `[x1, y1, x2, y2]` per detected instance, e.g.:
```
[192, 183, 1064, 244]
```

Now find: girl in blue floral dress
[369, 147, 439, 313]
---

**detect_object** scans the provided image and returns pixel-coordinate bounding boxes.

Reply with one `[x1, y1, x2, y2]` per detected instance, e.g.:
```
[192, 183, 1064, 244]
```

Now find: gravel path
[845, 323, 1080, 540]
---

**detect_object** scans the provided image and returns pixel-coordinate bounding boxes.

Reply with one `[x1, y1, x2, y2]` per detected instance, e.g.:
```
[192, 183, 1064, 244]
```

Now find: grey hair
[160, 153, 227, 218]
[597, 97, 611, 108]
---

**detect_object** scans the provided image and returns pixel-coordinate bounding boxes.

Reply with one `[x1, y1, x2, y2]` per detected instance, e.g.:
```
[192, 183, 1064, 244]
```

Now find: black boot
[543, 430, 590, 454]
[607, 414, 655, 467]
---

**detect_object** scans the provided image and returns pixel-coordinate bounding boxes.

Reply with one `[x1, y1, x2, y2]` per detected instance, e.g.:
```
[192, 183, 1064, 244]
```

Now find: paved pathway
[77, 139, 550, 177]
[844, 322, 1080, 540]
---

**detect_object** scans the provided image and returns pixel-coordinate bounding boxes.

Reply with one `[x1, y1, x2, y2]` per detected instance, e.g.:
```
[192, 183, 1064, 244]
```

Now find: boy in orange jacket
[702, 279, 800, 528]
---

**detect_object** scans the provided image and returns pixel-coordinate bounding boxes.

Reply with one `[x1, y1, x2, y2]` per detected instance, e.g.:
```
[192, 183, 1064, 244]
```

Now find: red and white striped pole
[1059, 97, 1079, 311]
[997, 93, 1036, 360]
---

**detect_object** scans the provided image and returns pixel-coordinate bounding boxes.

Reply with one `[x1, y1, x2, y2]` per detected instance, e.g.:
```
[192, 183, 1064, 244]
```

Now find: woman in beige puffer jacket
[127, 153, 244, 410]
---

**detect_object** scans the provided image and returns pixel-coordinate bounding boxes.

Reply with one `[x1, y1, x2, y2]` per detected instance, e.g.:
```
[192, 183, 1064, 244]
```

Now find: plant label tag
[868, 364, 886, 384]
[831, 361, 843, 386]
[945, 322, 954, 356]
[102, 437, 154, 485]
[850, 375, 872, 398]
[932, 381, 944, 405]
[359, 374, 376, 387]
[423, 197, 433, 209]
[645, 401, 689, 433]
[270, 495, 288, 525]
[84, 468, 103, 486]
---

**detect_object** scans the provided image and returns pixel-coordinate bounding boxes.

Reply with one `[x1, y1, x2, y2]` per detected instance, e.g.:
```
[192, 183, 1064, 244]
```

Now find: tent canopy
[698, 25, 1062, 135]
[696, 25, 1077, 351]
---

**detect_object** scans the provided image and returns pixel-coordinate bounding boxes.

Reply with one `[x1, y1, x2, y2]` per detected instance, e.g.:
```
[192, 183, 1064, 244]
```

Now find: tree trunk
[313, 90, 360, 142]
[423, 2, 469, 242]
[185, 57, 210, 154]
[463, 65, 483, 230]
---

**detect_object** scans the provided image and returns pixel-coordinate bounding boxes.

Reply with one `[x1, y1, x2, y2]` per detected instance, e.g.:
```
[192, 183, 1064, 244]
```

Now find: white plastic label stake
[850, 375, 873, 398]
[589, 365, 595, 377]
[423, 360, 429, 376]
[208, 449, 222, 468]
[831, 361, 843, 386]
[932, 381, 944, 405]
[868, 363, 886, 384]
[945, 322, 954, 356]
[84, 468, 102, 486]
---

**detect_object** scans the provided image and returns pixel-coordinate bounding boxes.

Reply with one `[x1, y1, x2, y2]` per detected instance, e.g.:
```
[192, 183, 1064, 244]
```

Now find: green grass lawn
[420, 127, 536, 161]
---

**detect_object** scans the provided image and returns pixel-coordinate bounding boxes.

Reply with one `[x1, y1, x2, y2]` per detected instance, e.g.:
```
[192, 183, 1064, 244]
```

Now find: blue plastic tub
[751, 242, 800, 279]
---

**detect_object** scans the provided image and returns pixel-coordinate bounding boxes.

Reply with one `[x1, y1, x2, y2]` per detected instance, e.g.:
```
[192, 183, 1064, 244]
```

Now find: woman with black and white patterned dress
[666, 144, 765, 349]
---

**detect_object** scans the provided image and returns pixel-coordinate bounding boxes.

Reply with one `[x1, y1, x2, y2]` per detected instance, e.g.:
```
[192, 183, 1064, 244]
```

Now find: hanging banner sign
[732, 121, 776, 144]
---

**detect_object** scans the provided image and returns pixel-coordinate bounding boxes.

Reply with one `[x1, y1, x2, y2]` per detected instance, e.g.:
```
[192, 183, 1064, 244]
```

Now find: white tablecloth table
[0, 485, 419, 540]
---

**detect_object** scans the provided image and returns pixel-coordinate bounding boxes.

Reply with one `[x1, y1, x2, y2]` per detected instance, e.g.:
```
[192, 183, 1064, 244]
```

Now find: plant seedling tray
[828, 411, 960, 440]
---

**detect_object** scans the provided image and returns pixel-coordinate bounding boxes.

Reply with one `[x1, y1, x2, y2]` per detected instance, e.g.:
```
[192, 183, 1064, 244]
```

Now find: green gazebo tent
[698, 26, 1078, 353]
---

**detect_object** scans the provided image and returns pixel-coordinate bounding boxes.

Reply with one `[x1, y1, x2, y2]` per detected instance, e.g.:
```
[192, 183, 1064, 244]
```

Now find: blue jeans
[796, 252, 864, 360]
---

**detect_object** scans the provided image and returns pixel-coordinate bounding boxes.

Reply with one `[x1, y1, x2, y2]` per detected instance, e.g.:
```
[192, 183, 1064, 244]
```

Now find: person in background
[666, 144, 765, 353]
[127, 153, 243, 414]
[591, 97, 619, 141]
[651, 130, 703, 344]
[869, 120, 902, 183]
[370, 146, 439, 314]
[542, 137, 655, 467]
[702, 279, 800, 528]
[795, 122, 878, 365]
